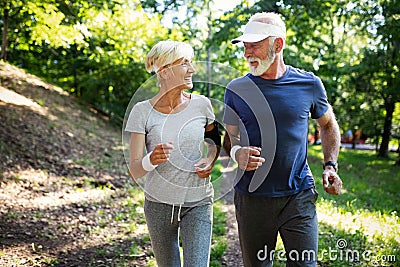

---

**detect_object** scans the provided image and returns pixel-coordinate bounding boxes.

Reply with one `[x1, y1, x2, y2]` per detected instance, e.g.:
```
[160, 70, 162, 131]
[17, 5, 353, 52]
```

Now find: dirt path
[219, 166, 244, 267]
[221, 197, 243, 267]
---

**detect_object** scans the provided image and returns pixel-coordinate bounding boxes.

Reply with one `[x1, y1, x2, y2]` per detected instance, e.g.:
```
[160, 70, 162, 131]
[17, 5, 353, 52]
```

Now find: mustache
[246, 57, 261, 63]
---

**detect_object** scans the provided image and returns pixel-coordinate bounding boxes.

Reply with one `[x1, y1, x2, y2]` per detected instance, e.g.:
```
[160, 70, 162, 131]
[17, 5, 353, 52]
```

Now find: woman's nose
[188, 62, 196, 73]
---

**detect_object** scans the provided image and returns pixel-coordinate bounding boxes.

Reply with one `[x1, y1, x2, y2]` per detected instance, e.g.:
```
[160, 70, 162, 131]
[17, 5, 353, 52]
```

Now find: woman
[125, 40, 220, 267]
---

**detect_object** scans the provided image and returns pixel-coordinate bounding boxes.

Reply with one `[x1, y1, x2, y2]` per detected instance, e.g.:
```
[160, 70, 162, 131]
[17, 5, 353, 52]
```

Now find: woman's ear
[158, 67, 170, 80]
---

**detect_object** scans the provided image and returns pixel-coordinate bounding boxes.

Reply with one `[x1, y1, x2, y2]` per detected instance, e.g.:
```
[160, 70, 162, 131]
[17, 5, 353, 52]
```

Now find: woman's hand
[149, 142, 174, 165]
[194, 158, 214, 179]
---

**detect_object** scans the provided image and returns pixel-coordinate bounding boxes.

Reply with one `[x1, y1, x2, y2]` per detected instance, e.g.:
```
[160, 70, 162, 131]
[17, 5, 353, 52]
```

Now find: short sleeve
[125, 102, 147, 134]
[310, 76, 329, 119]
[223, 87, 239, 125]
[203, 96, 215, 125]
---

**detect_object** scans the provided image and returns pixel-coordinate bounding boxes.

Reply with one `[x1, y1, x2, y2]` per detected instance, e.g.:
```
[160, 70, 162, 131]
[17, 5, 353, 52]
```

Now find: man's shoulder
[288, 66, 319, 81]
[227, 73, 255, 91]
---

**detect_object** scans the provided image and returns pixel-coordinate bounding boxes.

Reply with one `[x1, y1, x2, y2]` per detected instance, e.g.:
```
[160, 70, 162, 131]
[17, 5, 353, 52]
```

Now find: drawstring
[177, 205, 182, 222]
[171, 204, 175, 224]
[170, 204, 183, 224]
[203, 177, 210, 187]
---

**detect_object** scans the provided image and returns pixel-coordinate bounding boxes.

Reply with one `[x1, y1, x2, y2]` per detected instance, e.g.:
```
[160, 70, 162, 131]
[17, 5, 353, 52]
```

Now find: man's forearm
[206, 142, 221, 163]
[223, 131, 241, 155]
[320, 119, 341, 162]
[223, 134, 232, 155]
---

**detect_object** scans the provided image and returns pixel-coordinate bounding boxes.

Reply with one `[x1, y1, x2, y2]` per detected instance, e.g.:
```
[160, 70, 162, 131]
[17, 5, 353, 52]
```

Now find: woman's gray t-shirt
[125, 94, 215, 206]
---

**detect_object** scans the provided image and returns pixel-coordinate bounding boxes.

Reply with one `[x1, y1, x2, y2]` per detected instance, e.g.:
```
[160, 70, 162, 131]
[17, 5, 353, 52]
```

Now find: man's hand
[322, 169, 342, 195]
[194, 158, 214, 179]
[236, 146, 265, 171]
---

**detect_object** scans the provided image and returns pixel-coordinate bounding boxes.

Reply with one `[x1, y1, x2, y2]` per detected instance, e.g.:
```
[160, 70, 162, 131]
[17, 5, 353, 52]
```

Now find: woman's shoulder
[191, 94, 213, 110]
[131, 99, 151, 111]
[191, 93, 211, 104]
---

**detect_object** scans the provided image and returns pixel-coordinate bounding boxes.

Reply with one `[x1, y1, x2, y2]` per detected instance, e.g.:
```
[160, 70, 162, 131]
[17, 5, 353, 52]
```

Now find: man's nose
[244, 47, 252, 58]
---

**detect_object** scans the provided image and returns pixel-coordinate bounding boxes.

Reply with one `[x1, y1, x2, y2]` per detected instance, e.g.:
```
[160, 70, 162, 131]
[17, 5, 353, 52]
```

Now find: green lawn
[273, 146, 400, 267]
[312, 146, 399, 267]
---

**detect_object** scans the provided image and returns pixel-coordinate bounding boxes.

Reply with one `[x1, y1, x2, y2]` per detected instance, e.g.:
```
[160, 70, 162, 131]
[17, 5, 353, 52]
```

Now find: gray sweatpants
[235, 187, 319, 267]
[144, 199, 213, 267]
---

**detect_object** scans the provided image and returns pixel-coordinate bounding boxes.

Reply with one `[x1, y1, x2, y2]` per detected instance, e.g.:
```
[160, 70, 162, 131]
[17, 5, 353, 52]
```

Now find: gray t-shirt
[125, 94, 215, 206]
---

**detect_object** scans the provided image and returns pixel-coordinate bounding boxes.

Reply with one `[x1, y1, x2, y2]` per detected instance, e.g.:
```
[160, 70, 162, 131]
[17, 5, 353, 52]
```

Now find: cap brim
[231, 34, 269, 44]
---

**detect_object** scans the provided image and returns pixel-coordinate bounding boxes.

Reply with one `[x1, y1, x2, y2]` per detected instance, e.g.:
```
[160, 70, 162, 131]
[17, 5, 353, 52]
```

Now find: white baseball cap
[231, 21, 286, 44]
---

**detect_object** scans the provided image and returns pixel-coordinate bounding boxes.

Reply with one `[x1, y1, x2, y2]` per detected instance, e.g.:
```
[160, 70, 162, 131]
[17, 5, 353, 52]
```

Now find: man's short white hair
[145, 40, 194, 73]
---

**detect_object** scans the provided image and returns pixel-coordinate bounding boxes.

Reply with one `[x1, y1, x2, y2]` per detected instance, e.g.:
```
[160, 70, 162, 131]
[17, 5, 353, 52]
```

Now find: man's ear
[275, 37, 285, 53]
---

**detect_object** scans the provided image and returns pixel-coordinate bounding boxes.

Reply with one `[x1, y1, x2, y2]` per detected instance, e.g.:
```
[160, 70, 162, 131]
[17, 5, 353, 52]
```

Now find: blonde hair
[249, 12, 286, 37]
[145, 40, 194, 73]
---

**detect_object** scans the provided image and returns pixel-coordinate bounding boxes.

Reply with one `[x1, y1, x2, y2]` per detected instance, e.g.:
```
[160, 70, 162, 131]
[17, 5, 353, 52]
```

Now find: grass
[210, 201, 228, 267]
[272, 145, 399, 267]
[309, 145, 399, 214]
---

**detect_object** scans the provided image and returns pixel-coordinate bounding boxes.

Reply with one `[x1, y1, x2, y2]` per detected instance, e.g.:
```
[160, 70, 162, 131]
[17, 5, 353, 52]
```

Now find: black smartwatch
[323, 161, 338, 172]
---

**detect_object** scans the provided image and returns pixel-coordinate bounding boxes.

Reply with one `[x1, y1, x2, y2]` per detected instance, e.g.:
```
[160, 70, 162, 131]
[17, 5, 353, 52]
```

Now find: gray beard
[247, 47, 276, 76]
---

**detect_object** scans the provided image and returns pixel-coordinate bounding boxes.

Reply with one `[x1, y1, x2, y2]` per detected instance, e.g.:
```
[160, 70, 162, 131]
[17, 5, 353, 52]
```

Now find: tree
[375, 0, 400, 157]
[0, 0, 26, 61]
[1, 0, 174, 123]
[350, 0, 400, 157]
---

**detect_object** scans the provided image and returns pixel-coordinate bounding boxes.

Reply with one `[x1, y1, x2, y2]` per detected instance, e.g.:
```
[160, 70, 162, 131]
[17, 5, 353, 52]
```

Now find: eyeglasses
[160, 58, 193, 71]
[180, 61, 194, 68]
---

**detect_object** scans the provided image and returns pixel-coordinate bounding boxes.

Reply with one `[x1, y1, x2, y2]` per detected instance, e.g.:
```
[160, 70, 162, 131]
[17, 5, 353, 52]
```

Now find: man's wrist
[230, 145, 241, 163]
[323, 161, 338, 172]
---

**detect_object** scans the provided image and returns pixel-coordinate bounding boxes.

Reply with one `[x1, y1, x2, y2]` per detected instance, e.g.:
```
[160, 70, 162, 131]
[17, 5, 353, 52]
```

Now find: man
[223, 12, 342, 267]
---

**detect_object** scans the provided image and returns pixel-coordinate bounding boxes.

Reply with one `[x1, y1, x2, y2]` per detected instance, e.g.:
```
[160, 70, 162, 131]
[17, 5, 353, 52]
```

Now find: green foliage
[26, 1, 84, 48]
[210, 201, 228, 266]
[1, 0, 174, 123]
[1, 0, 399, 146]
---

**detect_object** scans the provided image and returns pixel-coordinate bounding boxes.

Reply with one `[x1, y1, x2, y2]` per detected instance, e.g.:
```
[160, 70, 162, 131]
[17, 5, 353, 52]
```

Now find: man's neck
[259, 57, 286, 80]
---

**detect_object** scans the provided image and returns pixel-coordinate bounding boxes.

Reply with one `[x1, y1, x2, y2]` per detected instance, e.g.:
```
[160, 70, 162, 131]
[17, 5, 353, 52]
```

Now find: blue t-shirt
[223, 66, 329, 197]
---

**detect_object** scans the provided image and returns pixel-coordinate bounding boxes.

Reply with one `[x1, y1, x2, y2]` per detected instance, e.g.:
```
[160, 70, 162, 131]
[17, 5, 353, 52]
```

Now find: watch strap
[323, 161, 338, 171]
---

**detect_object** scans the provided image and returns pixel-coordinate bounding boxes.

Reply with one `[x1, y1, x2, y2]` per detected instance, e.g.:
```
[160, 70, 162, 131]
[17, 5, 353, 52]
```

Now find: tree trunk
[352, 129, 356, 149]
[313, 125, 320, 145]
[1, 8, 9, 61]
[378, 100, 395, 158]
[71, 44, 80, 96]
[206, 0, 211, 98]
